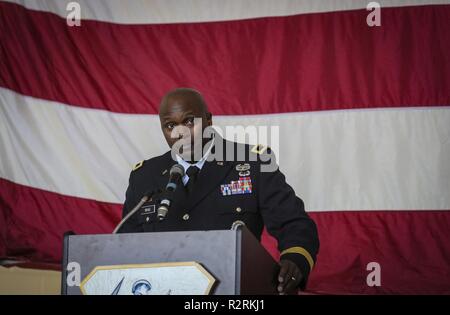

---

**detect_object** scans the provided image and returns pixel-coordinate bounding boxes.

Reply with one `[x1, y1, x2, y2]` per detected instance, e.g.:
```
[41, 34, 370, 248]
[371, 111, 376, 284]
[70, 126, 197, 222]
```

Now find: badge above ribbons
[80, 262, 216, 295]
[236, 163, 251, 177]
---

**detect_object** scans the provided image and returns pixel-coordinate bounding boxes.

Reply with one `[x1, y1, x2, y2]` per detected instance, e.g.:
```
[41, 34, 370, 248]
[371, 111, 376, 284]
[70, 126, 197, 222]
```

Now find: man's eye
[166, 123, 175, 130]
[185, 117, 195, 126]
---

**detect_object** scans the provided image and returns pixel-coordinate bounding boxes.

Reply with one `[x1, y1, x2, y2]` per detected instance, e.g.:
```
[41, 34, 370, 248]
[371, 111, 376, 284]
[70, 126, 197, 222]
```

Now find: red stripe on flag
[0, 178, 121, 262]
[1, 178, 449, 293]
[1, 2, 449, 114]
[308, 211, 450, 294]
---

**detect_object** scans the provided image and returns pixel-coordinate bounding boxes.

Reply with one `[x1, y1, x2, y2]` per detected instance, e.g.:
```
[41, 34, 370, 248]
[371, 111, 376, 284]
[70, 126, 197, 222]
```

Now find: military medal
[236, 163, 251, 177]
[220, 176, 252, 196]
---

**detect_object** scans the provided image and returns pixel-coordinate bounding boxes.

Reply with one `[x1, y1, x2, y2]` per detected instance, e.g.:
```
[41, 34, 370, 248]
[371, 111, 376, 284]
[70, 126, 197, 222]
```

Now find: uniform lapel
[159, 134, 236, 212]
[158, 152, 177, 186]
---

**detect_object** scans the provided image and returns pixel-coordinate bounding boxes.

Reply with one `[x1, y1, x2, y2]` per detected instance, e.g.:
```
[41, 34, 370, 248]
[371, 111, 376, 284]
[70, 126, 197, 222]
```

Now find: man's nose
[171, 125, 192, 140]
[173, 131, 189, 140]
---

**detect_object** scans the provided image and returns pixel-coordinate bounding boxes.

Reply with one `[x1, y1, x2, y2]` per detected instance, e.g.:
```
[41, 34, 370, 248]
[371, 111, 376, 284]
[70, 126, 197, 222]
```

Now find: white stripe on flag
[4, 0, 449, 24]
[1, 87, 449, 210]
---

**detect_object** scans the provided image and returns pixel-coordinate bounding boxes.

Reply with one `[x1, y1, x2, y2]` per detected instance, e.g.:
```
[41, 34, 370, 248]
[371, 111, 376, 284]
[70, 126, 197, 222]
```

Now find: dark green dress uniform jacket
[120, 139, 319, 288]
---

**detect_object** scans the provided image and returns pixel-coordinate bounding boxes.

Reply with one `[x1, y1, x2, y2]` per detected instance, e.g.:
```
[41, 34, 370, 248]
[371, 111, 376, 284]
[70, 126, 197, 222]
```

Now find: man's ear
[206, 112, 212, 126]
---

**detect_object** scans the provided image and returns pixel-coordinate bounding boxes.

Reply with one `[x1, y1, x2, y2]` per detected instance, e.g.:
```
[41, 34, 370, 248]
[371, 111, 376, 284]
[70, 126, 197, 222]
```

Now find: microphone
[164, 164, 185, 192]
[113, 189, 154, 234]
[157, 164, 185, 220]
[113, 164, 185, 233]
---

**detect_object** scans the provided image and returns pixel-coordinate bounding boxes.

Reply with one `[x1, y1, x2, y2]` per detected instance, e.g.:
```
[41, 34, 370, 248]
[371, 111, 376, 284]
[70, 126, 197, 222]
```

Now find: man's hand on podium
[277, 260, 302, 295]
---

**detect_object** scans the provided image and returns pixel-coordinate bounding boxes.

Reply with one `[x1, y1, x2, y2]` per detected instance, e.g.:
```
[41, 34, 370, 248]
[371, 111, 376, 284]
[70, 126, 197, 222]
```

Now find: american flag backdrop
[0, 0, 449, 294]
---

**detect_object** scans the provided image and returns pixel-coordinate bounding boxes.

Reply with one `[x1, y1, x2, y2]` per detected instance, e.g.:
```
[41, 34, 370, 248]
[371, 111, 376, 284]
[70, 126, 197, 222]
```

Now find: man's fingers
[278, 262, 294, 293]
[278, 262, 304, 295]
[283, 269, 301, 294]
[278, 261, 290, 283]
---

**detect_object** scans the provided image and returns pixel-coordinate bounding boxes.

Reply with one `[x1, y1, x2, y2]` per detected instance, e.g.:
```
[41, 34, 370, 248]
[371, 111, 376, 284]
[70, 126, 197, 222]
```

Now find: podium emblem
[80, 262, 216, 295]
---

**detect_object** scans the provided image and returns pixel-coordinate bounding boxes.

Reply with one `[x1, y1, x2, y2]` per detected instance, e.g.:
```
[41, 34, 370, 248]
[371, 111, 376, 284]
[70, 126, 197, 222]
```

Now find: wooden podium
[61, 227, 279, 295]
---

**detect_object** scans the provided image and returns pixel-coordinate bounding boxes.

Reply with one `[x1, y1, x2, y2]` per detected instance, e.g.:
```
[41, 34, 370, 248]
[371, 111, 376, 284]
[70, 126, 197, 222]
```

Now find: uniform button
[182, 214, 190, 221]
[235, 207, 242, 213]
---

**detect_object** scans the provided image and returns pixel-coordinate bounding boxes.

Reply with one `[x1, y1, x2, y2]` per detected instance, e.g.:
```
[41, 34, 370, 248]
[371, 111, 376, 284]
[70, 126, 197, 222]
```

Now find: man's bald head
[158, 88, 213, 159]
[159, 88, 208, 116]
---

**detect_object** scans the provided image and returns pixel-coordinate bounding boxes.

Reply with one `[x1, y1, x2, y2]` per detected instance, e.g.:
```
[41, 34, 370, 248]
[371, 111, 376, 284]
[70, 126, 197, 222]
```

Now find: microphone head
[170, 164, 185, 177]
[165, 164, 184, 192]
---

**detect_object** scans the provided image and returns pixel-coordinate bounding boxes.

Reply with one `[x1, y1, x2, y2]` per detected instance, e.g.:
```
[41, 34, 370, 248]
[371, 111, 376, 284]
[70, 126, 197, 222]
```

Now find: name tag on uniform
[140, 204, 155, 215]
[220, 177, 252, 196]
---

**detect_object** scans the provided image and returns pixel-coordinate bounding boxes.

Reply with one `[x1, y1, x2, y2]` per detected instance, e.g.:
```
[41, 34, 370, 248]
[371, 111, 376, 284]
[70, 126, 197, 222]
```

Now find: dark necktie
[186, 166, 200, 194]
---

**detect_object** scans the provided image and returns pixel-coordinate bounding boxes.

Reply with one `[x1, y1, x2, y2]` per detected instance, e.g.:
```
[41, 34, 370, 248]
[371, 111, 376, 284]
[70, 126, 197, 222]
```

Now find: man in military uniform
[120, 88, 319, 294]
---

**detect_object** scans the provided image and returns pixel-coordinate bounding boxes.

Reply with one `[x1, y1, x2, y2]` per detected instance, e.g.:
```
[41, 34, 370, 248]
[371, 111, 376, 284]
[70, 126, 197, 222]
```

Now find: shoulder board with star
[132, 160, 144, 171]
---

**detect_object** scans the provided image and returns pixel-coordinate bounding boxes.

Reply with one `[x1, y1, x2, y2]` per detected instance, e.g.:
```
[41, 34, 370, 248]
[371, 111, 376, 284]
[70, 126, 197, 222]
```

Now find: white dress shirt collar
[175, 138, 214, 185]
